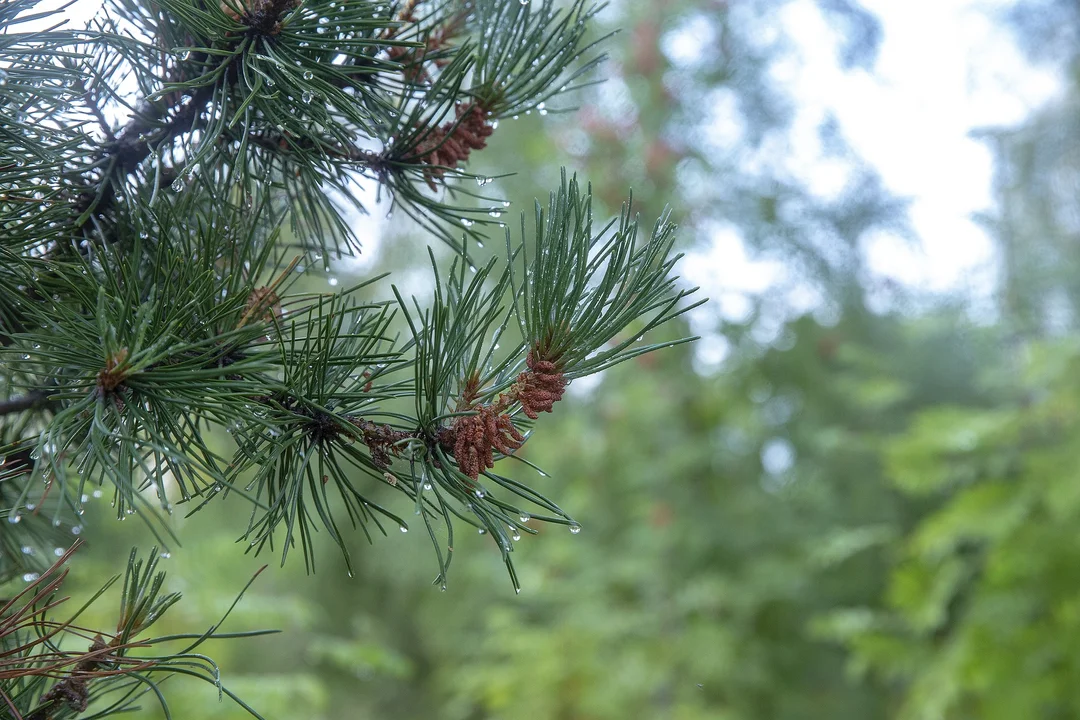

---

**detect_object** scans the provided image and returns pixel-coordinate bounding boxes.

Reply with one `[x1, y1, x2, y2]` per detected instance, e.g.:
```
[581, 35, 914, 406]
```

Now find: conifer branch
[1, 0, 700, 599]
[0, 392, 50, 418]
[73, 75, 116, 142]
[0, 543, 271, 719]
[74, 69, 218, 233]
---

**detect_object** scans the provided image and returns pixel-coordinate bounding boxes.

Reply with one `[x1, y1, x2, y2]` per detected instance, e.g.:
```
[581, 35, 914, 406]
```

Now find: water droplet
[302, 91, 314, 104]
[80, 493, 89, 503]
[399, 525, 408, 533]
[515, 587, 521, 594]
[491, 119, 499, 130]
[8, 514, 21, 524]
[303, 70, 314, 80]
[478, 528, 486, 535]
[53, 547, 64, 557]
[21, 545, 33, 555]
[328, 277, 339, 286]
[460, 218, 474, 227]
[519, 513, 530, 523]
[474, 488, 485, 499]
[71, 525, 82, 535]
[23, 573, 39, 582]
[171, 177, 185, 192]
[568, 523, 581, 534]
[512, 530, 521, 541]
[160, 551, 171, 558]
[92, 489, 102, 498]
[423, 482, 432, 491]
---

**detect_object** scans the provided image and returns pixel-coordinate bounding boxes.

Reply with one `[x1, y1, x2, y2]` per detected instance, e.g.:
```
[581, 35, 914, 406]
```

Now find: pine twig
[73, 76, 115, 142]
[0, 392, 50, 418]
[76, 81, 217, 232]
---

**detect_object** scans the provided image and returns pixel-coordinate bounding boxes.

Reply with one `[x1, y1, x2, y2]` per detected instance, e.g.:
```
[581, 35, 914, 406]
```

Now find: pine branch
[71, 74, 115, 142]
[74, 69, 218, 233]
[0, 543, 272, 720]
[0, 392, 50, 417]
[1, 0, 701, 596]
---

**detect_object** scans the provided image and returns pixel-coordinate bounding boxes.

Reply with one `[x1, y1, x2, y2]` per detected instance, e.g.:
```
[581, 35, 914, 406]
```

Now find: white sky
[683, 0, 1063, 324]
[803, 0, 1059, 289]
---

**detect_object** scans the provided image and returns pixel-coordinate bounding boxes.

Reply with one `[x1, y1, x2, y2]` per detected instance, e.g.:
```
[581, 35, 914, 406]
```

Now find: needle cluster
[0, 0, 700, 625]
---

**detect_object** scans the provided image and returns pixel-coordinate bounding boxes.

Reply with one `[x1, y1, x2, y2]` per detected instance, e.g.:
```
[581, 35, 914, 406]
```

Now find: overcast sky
[684, 0, 1062, 314]
[18, 0, 1066, 335]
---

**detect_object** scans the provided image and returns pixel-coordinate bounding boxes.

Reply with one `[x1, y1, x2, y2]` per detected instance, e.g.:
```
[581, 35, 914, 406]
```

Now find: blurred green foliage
[34, 0, 1080, 718]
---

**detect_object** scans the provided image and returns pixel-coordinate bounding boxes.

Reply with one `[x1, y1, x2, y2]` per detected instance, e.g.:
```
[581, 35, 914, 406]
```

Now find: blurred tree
[319, 3, 1080, 719]
[820, 5, 1080, 719]
[821, 335, 1080, 719]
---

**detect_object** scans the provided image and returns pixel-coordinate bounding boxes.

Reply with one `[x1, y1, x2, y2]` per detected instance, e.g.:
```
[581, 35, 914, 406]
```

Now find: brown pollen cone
[350, 419, 412, 469]
[386, 5, 465, 83]
[515, 349, 567, 419]
[415, 103, 494, 190]
[29, 634, 112, 719]
[448, 405, 525, 480]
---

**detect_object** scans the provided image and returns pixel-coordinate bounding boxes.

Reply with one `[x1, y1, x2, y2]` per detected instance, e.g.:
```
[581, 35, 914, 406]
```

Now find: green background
[34, 1, 1080, 718]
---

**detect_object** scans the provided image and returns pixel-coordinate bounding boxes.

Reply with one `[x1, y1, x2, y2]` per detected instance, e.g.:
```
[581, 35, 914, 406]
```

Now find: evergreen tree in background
[0, 0, 699, 715]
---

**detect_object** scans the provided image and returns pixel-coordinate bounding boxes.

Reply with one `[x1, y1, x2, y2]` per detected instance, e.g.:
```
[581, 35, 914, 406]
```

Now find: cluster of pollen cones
[444, 350, 568, 479]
